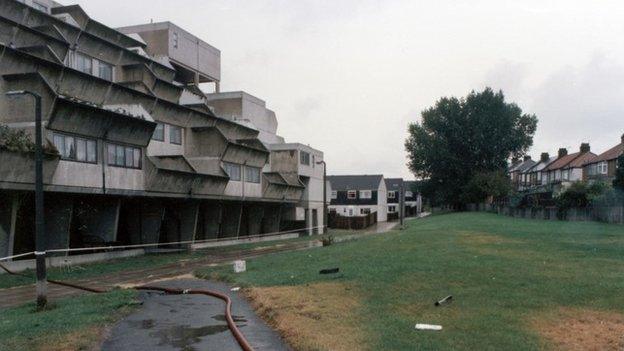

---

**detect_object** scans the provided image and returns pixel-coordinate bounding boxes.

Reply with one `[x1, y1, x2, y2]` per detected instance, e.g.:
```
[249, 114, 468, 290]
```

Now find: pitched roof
[513, 159, 537, 173]
[587, 143, 624, 164]
[526, 156, 557, 173]
[568, 152, 597, 168]
[384, 178, 404, 191]
[327, 175, 383, 191]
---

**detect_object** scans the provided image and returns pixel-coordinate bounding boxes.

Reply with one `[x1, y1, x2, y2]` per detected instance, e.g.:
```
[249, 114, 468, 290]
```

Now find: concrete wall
[72, 197, 120, 243]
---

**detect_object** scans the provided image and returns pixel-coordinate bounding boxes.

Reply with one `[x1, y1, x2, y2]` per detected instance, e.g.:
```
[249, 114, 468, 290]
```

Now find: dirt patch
[246, 282, 368, 351]
[532, 308, 624, 351]
[37, 326, 104, 351]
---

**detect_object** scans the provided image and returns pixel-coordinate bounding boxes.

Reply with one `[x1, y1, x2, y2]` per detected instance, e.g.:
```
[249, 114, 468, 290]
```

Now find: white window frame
[330, 190, 337, 199]
[347, 190, 357, 199]
[388, 191, 396, 199]
[600, 161, 608, 174]
[405, 191, 413, 198]
[388, 205, 397, 213]
[359, 190, 372, 199]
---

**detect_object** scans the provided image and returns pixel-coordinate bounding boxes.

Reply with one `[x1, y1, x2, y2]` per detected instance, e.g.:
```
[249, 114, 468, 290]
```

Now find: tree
[613, 154, 624, 191]
[461, 171, 511, 204]
[405, 88, 537, 208]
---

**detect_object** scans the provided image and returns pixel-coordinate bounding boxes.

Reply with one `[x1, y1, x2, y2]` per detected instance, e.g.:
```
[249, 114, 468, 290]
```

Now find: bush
[0, 124, 57, 154]
[614, 154, 624, 191]
[555, 181, 608, 211]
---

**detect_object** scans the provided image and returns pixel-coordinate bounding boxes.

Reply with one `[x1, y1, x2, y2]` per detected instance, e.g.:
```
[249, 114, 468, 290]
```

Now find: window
[300, 151, 310, 165]
[53, 133, 97, 163]
[32, 1, 48, 12]
[173, 32, 179, 49]
[223, 162, 241, 181]
[599, 161, 608, 174]
[388, 191, 396, 199]
[405, 191, 413, 198]
[152, 123, 165, 141]
[360, 208, 371, 215]
[98, 60, 113, 81]
[107, 143, 141, 168]
[359, 190, 372, 199]
[388, 205, 397, 213]
[245, 166, 261, 183]
[347, 190, 357, 199]
[169, 125, 182, 145]
[75, 52, 93, 74]
[331, 190, 337, 199]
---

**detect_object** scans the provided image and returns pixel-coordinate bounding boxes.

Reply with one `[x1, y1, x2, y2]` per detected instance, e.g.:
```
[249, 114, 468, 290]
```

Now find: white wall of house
[329, 205, 381, 217]
[377, 178, 388, 222]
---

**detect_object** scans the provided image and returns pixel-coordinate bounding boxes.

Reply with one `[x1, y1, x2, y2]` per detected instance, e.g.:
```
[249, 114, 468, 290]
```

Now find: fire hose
[0, 261, 253, 351]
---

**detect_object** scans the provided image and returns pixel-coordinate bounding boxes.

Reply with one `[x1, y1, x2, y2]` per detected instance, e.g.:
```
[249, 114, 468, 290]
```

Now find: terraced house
[0, 0, 325, 263]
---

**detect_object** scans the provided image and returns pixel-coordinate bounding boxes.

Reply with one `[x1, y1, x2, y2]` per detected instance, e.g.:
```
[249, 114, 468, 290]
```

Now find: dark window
[75, 52, 92, 74]
[52, 133, 97, 163]
[300, 151, 310, 165]
[152, 123, 165, 141]
[170, 125, 182, 145]
[107, 143, 141, 169]
[98, 60, 113, 81]
[347, 190, 357, 199]
[223, 162, 241, 181]
[245, 166, 261, 183]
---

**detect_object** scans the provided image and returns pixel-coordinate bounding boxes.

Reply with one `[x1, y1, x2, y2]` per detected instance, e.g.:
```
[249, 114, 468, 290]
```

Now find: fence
[466, 203, 624, 224]
[328, 212, 377, 230]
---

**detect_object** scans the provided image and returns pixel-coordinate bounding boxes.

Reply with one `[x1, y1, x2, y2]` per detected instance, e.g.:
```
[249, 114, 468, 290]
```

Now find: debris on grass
[319, 268, 340, 275]
[233, 260, 246, 273]
[415, 323, 442, 331]
[435, 295, 453, 306]
[231, 287, 241, 292]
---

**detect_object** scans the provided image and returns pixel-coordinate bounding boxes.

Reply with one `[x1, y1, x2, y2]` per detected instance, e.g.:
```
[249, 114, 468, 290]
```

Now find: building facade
[327, 175, 388, 222]
[0, 0, 325, 261]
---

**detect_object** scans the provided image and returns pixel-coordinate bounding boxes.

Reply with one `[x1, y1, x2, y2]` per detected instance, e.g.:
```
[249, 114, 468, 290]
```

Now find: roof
[587, 143, 624, 164]
[568, 152, 597, 168]
[384, 178, 404, 190]
[511, 159, 536, 173]
[327, 175, 383, 191]
[526, 156, 558, 173]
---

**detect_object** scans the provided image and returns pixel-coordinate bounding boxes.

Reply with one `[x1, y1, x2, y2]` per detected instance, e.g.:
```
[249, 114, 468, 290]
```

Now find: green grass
[0, 289, 139, 351]
[195, 212, 624, 350]
[0, 229, 357, 290]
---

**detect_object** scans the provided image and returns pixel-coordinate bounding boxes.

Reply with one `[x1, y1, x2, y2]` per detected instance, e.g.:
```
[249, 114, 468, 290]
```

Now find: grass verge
[0, 289, 139, 351]
[195, 212, 624, 350]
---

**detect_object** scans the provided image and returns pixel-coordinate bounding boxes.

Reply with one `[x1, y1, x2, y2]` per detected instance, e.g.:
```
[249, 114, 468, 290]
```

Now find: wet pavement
[102, 279, 290, 351]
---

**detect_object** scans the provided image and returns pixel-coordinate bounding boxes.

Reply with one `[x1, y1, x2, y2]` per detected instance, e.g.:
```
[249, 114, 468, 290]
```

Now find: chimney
[511, 156, 519, 165]
[580, 143, 590, 153]
[621, 133, 624, 144]
[540, 152, 549, 162]
[558, 148, 568, 158]
[523, 155, 531, 162]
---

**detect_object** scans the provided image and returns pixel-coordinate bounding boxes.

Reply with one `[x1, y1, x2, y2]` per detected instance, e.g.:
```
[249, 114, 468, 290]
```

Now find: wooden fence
[328, 212, 377, 230]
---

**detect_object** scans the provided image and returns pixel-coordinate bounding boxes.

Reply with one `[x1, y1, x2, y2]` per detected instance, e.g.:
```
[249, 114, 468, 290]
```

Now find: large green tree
[613, 154, 624, 191]
[405, 88, 537, 207]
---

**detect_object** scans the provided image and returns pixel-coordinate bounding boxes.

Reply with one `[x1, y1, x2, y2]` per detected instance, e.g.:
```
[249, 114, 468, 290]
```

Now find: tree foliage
[0, 124, 57, 154]
[555, 181, 608, 210]
[461, 171, 512, 204]
[405, 88, 537, 207]
[613, 154, 624, 191]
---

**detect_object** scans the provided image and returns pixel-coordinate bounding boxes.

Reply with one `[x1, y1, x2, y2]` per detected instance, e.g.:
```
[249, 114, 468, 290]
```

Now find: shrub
[0, 124, 57, 154]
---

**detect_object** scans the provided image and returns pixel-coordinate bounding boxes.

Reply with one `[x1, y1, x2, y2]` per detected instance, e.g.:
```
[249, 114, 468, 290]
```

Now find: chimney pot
[558, 148, 568, 158]
[541, 152, 549, 162]
[580, 143, 590, 153]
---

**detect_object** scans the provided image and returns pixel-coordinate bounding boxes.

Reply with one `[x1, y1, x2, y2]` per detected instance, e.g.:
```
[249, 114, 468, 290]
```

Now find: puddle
[213, 314, 247, 323]
[153, 323, 246, 349]
[128, 319, 156, 329]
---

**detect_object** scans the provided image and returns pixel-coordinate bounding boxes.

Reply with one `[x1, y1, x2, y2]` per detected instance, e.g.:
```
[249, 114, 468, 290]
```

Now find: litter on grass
[435, 295, 453, 306]
[231, 287, 241, 291]
[415, 324, 442, 331]
[319, 267, 340, 274]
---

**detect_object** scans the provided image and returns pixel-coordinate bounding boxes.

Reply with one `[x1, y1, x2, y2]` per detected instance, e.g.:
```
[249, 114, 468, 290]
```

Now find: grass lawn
[195, 212, 624, 350]
[0, 228, 356, 290]
[0, 289, 139, 351]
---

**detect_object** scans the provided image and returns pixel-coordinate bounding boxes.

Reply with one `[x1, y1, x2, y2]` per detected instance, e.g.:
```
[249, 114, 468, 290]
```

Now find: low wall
[0, 248, 145, 274]
[468, 203, 624, 224]
[329, 212, 377, 230]
[191, 232, 299, 249]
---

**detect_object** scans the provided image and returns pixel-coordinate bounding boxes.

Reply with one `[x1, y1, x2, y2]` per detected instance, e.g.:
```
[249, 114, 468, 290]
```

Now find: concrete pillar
[200, 202, 222, 240]
[44, 193, 73, 254]
[261, 204, 281, 234]
[220, 203, 242, 238]
[0, 193, 18, 259]
[73, 197, 121, 243]
[136, 199, 165, 244]
[246, 205, 264, 236]
[179, 201, 199, 242]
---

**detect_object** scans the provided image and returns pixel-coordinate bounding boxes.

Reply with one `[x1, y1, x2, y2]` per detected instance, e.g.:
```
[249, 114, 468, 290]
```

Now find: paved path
[102, 279, 289, 351]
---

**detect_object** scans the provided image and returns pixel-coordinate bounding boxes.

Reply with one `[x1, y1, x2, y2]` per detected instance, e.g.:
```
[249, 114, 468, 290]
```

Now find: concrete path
[102, 279, 289, 351]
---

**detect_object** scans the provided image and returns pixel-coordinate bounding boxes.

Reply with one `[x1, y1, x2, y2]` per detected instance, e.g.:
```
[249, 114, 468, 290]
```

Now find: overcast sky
[76, 0, 624, 179]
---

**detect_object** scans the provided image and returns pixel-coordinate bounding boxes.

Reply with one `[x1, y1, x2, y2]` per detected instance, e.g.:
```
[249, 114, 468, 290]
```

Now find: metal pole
[6, 91, 47, 308]
[317, 160, 327, 234]
[399, 181, 405, 229]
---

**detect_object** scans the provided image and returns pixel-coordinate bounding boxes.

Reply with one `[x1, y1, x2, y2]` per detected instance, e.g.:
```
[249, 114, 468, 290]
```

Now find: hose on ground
[0, 261, 253, 351]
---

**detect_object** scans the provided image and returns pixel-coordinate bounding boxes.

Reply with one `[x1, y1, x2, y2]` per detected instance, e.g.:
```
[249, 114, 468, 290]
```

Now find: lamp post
[6, 90, 47, 308]
[316, 160, 327, 234]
